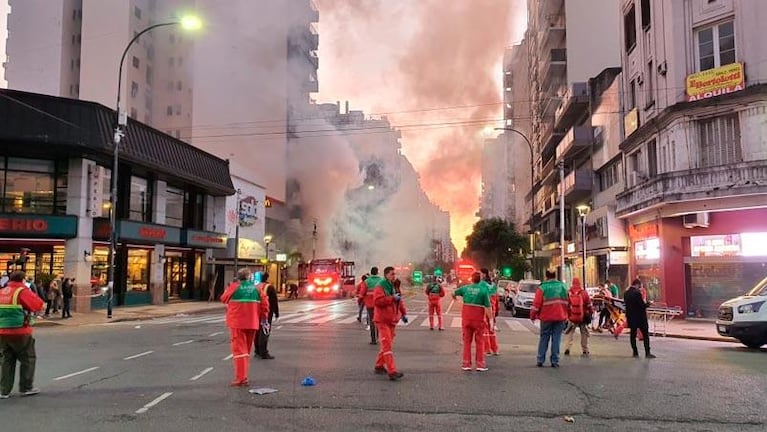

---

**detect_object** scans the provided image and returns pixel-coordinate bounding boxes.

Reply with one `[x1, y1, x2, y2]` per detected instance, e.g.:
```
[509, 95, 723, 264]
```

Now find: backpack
[568, 289, 585, 324]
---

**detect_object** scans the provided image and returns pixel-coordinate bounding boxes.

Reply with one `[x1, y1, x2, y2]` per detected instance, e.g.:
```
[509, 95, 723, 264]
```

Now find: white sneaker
[476, 367, 489, 372]
[461, 366, 471, 371]
[365, 325, 370, 331]
[0, 394, 9, 399]
[22, 388, 39, 396]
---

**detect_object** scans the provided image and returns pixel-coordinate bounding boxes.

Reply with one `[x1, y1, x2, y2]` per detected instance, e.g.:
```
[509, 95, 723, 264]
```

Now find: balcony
[540, 118, 565, 158]
[556, 125, 593, 161]
[541, 93, 562, 117]
[539, 14, 566, 48]
[616, 161, 767, 217]
[554, 82, 589, 130]
[558, 169, 594, 203]
[537, 0, 565, 25]
[539, 48, 567, 87]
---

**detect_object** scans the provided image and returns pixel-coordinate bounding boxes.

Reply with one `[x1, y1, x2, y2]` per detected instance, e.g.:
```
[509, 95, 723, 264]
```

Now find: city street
[1, 294, 765, 431]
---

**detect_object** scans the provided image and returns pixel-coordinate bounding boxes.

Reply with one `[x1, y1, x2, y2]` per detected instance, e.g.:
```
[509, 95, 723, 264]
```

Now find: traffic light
[502, 266, 512, 278]
[434, 268, 443, 278]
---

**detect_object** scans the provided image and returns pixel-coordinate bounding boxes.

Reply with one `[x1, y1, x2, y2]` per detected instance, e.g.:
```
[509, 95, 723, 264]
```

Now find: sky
[315, 0, 527, 253]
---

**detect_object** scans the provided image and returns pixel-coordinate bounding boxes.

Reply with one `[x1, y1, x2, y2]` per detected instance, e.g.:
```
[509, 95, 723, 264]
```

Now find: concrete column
[153, 180, 167, 225]
[150, 244, 165, 305]
[64, 158, 95, 313]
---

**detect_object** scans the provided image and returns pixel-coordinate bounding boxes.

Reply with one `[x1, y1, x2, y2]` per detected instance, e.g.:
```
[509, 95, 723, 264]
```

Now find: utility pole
[559, 160, 566, 281]
[234, 188, 241, 271]
[312, 218, 317, 260]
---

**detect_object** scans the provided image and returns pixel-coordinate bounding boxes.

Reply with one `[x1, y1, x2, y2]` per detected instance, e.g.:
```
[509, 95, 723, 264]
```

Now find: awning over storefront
[0, 214, 77, 238]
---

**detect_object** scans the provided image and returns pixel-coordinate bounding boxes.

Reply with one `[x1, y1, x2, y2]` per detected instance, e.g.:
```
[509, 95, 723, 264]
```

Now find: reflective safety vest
[230, 280, 262, 303]
[0, 286, 26, 329]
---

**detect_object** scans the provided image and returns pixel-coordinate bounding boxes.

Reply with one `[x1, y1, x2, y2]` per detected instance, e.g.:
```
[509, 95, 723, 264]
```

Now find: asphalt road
[1, 293, 765, 431]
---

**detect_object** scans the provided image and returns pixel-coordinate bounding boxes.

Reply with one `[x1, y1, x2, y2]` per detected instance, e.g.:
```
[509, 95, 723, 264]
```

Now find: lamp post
[495, 127, 536, 278]
[105, 15, 202, 319]
[576, 205, 591, 286]
[233, 188, 242, 272]
[264, 235, 273, 263]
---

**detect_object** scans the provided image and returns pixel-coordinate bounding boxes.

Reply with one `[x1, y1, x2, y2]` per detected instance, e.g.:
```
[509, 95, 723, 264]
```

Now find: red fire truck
[298, 258, 356, 299]
[454, 259, 477, 285]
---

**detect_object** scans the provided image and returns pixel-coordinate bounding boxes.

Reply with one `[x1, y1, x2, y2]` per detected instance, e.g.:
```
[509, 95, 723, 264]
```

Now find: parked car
[716, 276, 767, 349]
[496, 279, 516, 303]
[504, 279, 540, 317]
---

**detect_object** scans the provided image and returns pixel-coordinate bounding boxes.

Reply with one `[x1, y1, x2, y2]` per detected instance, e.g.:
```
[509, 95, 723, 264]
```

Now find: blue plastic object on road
[301, 376, 316, 386]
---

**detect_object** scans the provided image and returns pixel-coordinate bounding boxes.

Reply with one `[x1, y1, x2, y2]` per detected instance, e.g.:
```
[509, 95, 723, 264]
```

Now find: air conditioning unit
[683, 212, 710, 229]
[657, 61, 668, 76]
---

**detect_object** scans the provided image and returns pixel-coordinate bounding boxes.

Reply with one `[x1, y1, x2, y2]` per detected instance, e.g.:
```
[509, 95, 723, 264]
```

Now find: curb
[652, 332, 737, 343]
[110, 306, 225, 323]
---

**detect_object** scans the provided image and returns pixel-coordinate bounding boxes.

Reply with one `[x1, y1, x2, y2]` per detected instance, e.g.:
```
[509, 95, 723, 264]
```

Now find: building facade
[0, 89, 233, 312]
[615, 0, 767, 317]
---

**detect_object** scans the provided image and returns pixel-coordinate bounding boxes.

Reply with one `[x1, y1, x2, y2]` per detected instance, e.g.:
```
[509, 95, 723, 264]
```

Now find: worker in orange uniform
[356, 274, 368, 323]
[480, 268, 499, 356]
[221, 268, 269, 387]
[364, 267, 383, 344]
[424, 277, 445, 330]
[453, 272, 493, 371]
[373, 266, 407, 381]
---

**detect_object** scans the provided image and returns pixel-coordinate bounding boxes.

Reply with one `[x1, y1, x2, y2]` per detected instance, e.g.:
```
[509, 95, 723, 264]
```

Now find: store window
[129, 176, 152, 222]
[126, 248, 150, 292]
[166, 186, 184, 227]
[2, 158, 56, 214]
[696, 20, 735, 72]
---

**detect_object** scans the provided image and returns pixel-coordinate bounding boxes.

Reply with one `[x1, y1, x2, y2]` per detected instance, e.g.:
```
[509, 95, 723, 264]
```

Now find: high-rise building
[615, 0, 767, 317]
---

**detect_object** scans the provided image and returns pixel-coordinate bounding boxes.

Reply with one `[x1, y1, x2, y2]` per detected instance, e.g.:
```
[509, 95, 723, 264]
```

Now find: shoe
[374, 367, 387, 375]
[369, 341, 378, 345]
[476, 367, 488, 372]
[646, 353, 657, 359]
[564, 349, 570, 356]
[356, 317, 362, 323]
[551, 363, 560, 368]
[438, 328, 444, 331]
[461, 366, 472, 371]
[22, 388, 40, 396]
[536, 362, 543, 367]
[261, 354, 275, 360]
[632, 353, 639, 358]
[492, 352, 500, 356]
[430, 328, 434, 331]
[229, 380, 249, 387]
[365, 325, 370, 331]
[388, 371, 404, 381]
[0, 394, 9, 399]
[582, 352, 590, 357]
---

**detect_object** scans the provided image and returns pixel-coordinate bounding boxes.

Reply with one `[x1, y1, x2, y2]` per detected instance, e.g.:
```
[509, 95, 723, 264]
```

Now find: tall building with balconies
[615, 0, 767, 317]
[525, 0, 621, 281]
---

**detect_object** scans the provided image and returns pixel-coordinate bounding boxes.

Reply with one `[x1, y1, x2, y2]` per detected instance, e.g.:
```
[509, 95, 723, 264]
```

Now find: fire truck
[454, 259, 477, 285]
[298, 258, 356, 299]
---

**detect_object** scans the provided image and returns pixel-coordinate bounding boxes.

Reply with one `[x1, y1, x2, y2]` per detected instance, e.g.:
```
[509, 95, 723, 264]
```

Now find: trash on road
[249, 388, 278, 395]
[564, 416, 575, 423]
[301, 376, 316, 386]
[134, 325, 141, 329]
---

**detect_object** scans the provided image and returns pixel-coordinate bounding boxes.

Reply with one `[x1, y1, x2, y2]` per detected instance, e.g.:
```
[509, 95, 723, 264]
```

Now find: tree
[464, 218, 530, 279]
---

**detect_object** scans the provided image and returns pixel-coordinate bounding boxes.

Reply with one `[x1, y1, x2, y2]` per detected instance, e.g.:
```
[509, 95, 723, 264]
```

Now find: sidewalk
[650, 318, 736, 343]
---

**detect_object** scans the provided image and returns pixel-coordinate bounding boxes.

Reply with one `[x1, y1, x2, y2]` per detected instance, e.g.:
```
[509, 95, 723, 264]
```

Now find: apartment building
[478, 136, 515, 222]
[615, 0, 767, 317]
[524, 0, 621, 283]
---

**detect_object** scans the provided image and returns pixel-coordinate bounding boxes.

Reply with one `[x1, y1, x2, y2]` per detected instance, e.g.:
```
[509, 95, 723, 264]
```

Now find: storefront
[0, 214, 78, 279]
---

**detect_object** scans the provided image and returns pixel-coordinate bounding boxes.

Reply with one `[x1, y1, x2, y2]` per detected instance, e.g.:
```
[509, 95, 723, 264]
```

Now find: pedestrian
[453, 271, 492, 371]
[480, 268, 499, 356]
[625, 278, 656, 359]
[372, 266, 407, 381]
[61, 278, 73, 319]
[364, 267, 383, 345]
[356, 274, 368, 323]
[254, 272, 278, 360]
[31, 279, 45, 302]
[1, 271, 45, 399]
[424, 276, 445, 331]
[596, 282, 613, 331]
[221, 268, 269, 387]
[563, 277, 593, 357]
[45, 280, 60, 317]
[530, 269, 568, 368]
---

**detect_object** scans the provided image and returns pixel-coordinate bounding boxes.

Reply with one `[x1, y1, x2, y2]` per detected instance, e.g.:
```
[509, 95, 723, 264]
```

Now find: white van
[715, 276, 767, 349]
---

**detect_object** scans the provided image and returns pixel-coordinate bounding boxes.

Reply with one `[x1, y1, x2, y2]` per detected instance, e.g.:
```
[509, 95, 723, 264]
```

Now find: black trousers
[62, 298, 72, 318]
[630, 322, 651, 355]
[366, 308, 377, 343]
[1, 335, 37, 395]
[254, 314, 274, 357]
[599, 308, 610, 327]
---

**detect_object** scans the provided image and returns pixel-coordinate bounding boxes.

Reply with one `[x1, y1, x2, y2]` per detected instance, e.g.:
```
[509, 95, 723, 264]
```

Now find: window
[2, 158, 57, 214]
[697, 20, 735, 71]
[72, 34, 76, 45]
[698, 114, 741, 168]
[641, 0, 651, 30]
[74, 84, 79, 95]
[645, 61, 654, 108]
[169, 57, 175, 67]
[624, 4, 637, 53]
[145, 66, 153, 85]
[166, 105, 173, 116]
[176, 81, 182, 91]
[76, 58, 80, 68]
[132, 56, 140, 68]
[126, 249, 150, 292]
[166, 186, 184, 227]
[129, 176, 152, 222]
[134, 6, 142, 19]
[131, 81, 139, 98]
[647, 139, 658, 177]
[599, 160, 623, 191]
[77, 34, 81, 44]
[628, 79, 637, 110]
[130, 108, 138, 119]
[73, 9, 77, 20]
[174, 105, 181, 115]
[71, 59, 74, 70]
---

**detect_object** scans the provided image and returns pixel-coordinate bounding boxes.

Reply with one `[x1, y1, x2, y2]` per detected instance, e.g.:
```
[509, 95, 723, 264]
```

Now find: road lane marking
[446, 299, 455, 314]
[53, 366, 100, 381]
[172, 339, 195, 346]
[308, 314, 345, 324]
[278, 314, 317, 324]
[209, 331, 224, 337]
[189, 367, 214, 381]
[135, 392, 173, 414]
[222, 354, 233, 361]
[276, 326, 283, 330]
[451, 317, 462, 327]
[123, 351, 154, 360]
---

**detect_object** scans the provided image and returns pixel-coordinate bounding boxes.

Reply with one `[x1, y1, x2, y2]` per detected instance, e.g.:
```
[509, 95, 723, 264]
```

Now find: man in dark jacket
[254, 273, 279, 360]
[624, 278, 656, 359]
[61, 278, 74, 319]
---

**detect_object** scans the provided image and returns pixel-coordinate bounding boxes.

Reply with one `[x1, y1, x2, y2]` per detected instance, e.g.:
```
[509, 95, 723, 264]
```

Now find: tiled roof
[0, 89, 235, 196]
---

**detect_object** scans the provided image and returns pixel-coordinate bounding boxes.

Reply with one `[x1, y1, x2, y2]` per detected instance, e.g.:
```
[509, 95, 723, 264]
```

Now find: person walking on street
[1, 271, 45, 399]
[563, 278, 593, 357]
[530, 270, 569, 368]
[356, 274, 368, 323]
[373, 266, 407, 381]
[364, 267, 383, 345]
[453, 272, 492, 371]
[480, 268, 499, 356]
[45, 280, 60, 317]
[625, 278, 656, 359]
[254, 273, 279, 360]
[61, 278, 74, 319]
[424, 277, 445, 330]
[221, 268, 269, 387]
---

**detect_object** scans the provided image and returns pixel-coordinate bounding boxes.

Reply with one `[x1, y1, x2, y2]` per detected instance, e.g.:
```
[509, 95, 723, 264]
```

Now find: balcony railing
[616, 160, 767, 217]
[539, 48, 567, 87]
[554, 82, 589, 131]
[556, 125, 593, 161]
[558, 169, 594, 203]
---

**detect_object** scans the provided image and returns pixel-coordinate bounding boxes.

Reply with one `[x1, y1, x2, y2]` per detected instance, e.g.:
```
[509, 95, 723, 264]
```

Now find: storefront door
[165, 255, 187, 299]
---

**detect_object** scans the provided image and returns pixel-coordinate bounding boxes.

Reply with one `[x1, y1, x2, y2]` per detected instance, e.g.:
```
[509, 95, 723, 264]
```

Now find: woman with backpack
[563, 278, 593, 357]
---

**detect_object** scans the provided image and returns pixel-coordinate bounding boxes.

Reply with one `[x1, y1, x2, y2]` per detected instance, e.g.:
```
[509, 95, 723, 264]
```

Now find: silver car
[505, 279, 541, 317]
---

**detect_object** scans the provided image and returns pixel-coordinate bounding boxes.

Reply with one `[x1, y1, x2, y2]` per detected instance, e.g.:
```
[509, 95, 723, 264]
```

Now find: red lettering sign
[630, 222, 658, 241]
[0, 218, 49, 233]
[139, 227, 167, 239]
[191, 235, 224, 245]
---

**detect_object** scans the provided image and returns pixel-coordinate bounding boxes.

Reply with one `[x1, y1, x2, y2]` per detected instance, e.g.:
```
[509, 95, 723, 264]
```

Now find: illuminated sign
[691, 234, 741, 257]
[238, 196, 259, 227]
[741, 232, 767, 257]
[634, 238, 660, 261]
[609, 251, 629, 265]
[183, 229, 227, 249]
[686, 63, 744, 102]
[118, 221, 181, 245]
[0, 214, 77, 238]
[275, 253, 287, 262]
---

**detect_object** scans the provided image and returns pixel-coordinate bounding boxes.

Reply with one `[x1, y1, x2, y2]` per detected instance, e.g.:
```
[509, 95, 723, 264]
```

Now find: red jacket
[221, 280, 269, 330]
[373, 282, 407, 325]
[0, 282, 45, 336]
[356, 280, 367, 305]
[530, 279, 568, 322]
[567, 283, 593, 323]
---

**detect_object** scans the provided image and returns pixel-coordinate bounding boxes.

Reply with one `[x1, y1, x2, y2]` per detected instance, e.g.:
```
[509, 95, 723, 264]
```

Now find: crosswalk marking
[506, 320, 528, 332]
[398, 315, 417, 326]
[309, 314, 346, 324]
[338, 315, 363, 324]
[451, 317, 462, 328]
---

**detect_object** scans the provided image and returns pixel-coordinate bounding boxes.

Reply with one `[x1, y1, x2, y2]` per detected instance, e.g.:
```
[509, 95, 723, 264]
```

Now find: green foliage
[464, 218, 530, 278]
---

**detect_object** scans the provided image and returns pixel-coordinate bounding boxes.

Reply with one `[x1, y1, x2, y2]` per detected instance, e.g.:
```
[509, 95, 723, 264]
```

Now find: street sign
[412, 270, 423, 285]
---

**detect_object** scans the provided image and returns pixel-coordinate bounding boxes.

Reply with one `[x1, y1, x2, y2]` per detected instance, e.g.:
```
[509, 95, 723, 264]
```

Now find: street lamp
[576, 204, 591, 287]
[495, 127, 536, 278]
[106, 15, 202, 319]
[264, 235, 273, 262]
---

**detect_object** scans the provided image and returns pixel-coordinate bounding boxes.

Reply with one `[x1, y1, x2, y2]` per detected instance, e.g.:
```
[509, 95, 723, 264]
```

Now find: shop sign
[0, 214, 77, 238]
[234, 238, 265, 260]
[634, 238, 660, 261]
[741, 232, 767, 257]
[686, 63, 745, 102]
[691, 234, 741, 257]
[87, 165, 104, 218]
[609, 251, 629, 265]
[184, 229, 227, 249]
[92, 218, 111, 240]
[629, 222, 658, 241]
[275, 253, 287, 262]
[238, 196, 259, 227]
[119, 220, 180, 245]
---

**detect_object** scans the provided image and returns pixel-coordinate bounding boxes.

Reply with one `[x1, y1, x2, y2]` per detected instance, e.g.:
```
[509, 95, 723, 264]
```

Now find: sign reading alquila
[686, 62, 745, 102]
